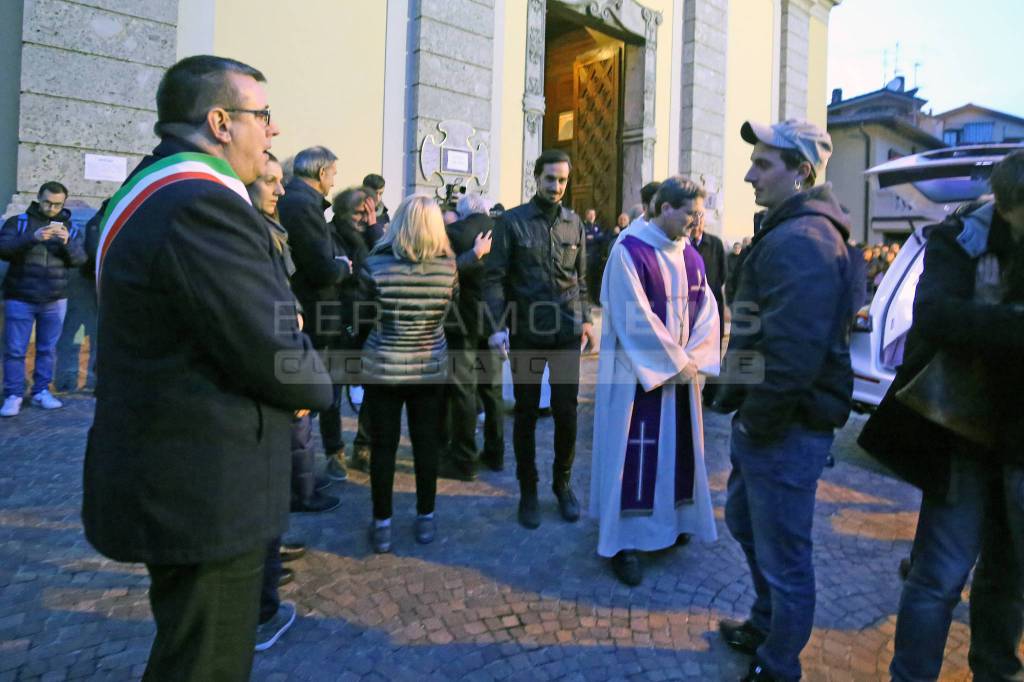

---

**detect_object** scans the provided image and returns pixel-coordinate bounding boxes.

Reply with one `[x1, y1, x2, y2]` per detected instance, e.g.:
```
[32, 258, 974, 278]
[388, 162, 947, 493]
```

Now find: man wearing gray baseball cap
[714, 119, 856, 682]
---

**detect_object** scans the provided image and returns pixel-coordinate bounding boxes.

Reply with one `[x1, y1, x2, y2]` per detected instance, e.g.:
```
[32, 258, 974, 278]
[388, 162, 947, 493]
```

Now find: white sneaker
[0, 395, 22, 417]
[30, 390, 63, 410]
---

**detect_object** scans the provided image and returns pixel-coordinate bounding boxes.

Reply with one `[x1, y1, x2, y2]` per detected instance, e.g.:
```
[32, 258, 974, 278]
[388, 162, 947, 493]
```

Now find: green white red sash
[95, 152, 251, 286]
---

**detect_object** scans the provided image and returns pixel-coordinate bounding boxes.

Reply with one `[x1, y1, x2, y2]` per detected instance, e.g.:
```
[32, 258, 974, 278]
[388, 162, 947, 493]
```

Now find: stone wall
[405, 0, 495, 197]
[778, 0, 810, 121]
[6, 0, 177, 217]
[678, 0, 728, 223]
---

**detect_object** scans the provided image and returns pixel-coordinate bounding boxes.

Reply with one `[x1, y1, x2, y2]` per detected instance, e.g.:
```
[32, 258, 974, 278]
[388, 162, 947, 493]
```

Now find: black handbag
[894, 351, 996, 448]
[894, 254, 1001, 448]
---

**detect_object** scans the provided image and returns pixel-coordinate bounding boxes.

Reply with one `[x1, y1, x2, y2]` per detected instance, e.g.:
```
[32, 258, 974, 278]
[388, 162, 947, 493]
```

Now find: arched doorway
[521, 0, 661, 216]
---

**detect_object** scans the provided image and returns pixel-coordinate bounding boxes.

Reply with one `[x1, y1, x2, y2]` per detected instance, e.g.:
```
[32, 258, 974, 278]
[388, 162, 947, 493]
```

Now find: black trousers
[144, 546, 264, 681]
[443, 334, 480, 471]
[509, 337, 581, 490]
[260, 538, 282, 625]
[319, 384, 372, 455]
[443, 333, 505, 470]
[476, 337, 506, 463]
[365, 383, 444, 519]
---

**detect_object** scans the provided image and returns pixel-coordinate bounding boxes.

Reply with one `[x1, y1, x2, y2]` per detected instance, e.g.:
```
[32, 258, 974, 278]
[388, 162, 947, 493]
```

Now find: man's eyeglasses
[687, 211, 704, 223]
[224, 107, 272, 127]
[39, 200, 64, 209]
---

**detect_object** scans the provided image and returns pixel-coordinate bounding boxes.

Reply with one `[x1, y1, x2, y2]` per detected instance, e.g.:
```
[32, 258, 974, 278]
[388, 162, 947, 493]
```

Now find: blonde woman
[360, 194, 457, 553]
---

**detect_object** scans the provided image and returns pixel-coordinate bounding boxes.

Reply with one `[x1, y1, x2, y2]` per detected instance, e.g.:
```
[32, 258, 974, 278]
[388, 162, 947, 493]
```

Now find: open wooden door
[572, 48, 623, 229]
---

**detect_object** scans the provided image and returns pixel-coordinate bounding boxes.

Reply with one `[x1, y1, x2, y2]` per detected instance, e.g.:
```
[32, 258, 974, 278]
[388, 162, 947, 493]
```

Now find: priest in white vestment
[589, 177, 721, 586]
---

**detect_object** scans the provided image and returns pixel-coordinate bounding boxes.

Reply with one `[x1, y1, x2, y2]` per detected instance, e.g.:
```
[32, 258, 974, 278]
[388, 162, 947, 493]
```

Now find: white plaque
[442, 148, 471, 173]
[84, 154, 128, 182]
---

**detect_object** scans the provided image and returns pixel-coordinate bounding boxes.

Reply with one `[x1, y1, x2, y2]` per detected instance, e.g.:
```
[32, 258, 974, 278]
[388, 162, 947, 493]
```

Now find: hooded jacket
[717, 183, 855, 443]
[0, 201, 85, 303]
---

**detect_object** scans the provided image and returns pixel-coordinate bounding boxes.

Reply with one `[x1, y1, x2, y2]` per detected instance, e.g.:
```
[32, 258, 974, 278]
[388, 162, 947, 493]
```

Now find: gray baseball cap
[741, 119, 832, 178]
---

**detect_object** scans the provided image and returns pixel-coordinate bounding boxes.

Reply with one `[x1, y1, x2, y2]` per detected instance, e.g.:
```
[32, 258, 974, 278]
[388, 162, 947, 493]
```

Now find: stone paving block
[2, 372, 1018, 680]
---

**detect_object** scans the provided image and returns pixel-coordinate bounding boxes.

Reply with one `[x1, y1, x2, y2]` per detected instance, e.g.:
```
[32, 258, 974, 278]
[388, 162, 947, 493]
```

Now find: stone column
[678, 0, 729, 224]
[405, 0, 495, 197]
[7, 0, 178, 216]
[778, 0, 811, 121]
[620, 8, 662, 210]
[521, 0, 546, 203]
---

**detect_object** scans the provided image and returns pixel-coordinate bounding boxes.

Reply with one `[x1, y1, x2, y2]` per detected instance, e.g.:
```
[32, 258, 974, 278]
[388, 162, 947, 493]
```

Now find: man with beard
[483, 149, 598, 529]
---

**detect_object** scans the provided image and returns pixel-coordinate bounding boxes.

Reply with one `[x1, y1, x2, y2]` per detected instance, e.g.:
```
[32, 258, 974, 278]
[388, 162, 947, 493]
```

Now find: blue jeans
[3, 298, 67, 397]
[55, 271, 97, 390]
[725, 418, 834, 682]
[891, 457, 1024, 682]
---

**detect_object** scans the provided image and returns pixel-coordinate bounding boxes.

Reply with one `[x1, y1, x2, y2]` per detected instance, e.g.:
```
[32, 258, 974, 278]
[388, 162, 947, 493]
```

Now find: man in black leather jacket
[483, 149, 597, 529]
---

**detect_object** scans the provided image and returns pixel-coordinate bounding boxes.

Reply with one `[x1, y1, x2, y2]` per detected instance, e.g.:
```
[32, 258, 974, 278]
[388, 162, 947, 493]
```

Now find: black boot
[552, 471, 579, 522]
[518, 481, 540, 529]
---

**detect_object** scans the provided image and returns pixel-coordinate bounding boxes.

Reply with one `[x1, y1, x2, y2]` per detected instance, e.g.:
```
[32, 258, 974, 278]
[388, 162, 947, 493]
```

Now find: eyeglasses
[687, 211, 704, 222]
[224, 107, 272, 127]
[39, 200, 65, 209]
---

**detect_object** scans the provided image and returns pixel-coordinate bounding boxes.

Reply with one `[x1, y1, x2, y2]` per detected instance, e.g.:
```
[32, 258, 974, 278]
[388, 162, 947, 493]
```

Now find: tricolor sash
[619, 236, 703, 515]
[95, 152, 251, 288]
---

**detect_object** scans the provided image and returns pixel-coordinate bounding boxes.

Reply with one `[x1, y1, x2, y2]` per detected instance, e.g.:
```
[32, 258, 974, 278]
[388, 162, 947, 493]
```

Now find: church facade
[1, 0, 840, 242]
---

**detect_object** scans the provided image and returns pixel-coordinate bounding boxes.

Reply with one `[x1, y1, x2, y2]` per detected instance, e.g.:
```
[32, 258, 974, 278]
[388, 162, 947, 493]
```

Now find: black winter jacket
[360, 247, 458, 384]
[330, 215, 373, 350]
[278, 178, 351, 347]
[717, 184, 855, 443]
[445, 212, 494, 341]
[0, 202, 85, 303]
[82, 138, 332, 565]
[693, 230, 727, 335]
[859, 203, 1024, 501]
[483, 196, 592, 346]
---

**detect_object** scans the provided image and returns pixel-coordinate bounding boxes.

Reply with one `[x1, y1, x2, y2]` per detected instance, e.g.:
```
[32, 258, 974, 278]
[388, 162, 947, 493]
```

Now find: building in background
[826, 76, 944, 243]
[0, 0, 842, 244]
[936, 104, 1024, 146]
[828, 75, 1024, 243]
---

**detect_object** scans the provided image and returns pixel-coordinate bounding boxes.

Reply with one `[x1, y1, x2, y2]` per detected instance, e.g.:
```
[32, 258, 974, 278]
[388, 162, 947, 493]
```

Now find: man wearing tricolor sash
[81, 56, 332, 680]
[589, 177, 721, 587]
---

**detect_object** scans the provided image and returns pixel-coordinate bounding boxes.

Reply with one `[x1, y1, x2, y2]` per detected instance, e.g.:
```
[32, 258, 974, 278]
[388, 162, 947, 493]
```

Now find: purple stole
[619, 236, 707, 515]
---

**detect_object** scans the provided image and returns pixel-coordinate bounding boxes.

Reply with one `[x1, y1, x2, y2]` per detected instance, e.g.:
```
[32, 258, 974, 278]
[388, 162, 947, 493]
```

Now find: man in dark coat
[690, 216, 726, 333]
[439, 193, 495, 480]
[483, 149, 597, 529]
[81, 55, 332, 680]
[0, 181, 85, 417]
[278, 145, 354, 486]
[714, 120, 854, 682]
[688, 206, 727, 405]
[859, 151, 1024, 681]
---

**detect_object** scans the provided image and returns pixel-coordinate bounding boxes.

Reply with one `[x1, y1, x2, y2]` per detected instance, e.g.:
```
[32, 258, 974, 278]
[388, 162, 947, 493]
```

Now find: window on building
[943, 130, 960, 146]
[961, 122, 995, 144]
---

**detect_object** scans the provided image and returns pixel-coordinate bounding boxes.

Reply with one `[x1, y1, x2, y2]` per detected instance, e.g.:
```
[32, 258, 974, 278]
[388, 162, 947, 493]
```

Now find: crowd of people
[1, 53, 1021, 682]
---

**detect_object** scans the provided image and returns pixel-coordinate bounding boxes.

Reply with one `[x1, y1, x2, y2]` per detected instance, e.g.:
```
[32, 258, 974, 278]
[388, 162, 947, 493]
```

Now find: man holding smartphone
[0, 181, 84, 417]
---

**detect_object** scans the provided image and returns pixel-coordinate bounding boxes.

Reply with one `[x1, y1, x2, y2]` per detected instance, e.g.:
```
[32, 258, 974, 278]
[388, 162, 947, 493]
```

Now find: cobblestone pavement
[0, 355, 993, 681]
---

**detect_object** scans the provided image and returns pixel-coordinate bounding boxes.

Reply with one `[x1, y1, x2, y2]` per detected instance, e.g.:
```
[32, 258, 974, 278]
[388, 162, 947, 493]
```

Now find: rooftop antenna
[913, 61, 922, 89]
[882, 48, 888, 85]
[894, 41, 902, 76]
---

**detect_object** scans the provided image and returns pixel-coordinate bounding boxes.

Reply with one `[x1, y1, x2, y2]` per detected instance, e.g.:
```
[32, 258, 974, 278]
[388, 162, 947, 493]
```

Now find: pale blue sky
[828, 0, 1024, 116]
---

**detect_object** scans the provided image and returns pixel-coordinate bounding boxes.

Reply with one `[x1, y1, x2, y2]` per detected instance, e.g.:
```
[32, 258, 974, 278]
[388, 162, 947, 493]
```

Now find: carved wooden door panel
[572, 49, 622, 231]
